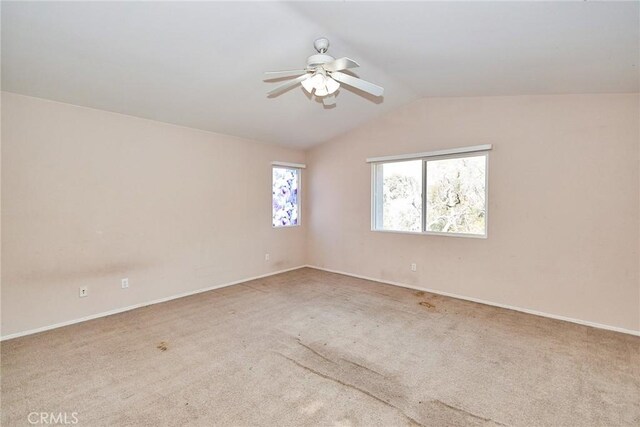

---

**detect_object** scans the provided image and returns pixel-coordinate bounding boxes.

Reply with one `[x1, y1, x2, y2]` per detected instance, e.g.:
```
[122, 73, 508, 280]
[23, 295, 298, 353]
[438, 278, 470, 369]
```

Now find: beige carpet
[2, 268, 639, 426]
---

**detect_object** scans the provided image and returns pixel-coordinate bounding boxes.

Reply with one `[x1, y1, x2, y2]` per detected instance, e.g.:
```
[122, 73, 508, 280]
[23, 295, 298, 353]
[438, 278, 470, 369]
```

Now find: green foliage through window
[426, 156, 486, 235]
[373, 154, 487, 236]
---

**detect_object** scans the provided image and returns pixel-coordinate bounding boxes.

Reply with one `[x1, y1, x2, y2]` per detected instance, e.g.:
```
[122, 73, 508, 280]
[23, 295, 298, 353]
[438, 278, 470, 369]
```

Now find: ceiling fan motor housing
[307, 54, 335, 68]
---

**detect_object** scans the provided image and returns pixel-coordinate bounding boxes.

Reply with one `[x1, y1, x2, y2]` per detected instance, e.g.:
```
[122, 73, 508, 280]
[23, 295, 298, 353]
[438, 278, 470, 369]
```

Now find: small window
[372, 152, 488, 237]
[272, 166, 300, 227]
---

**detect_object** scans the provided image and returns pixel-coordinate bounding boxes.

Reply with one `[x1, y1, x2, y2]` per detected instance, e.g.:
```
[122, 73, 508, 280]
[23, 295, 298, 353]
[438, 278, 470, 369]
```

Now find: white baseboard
[305, 265, 640, 337]
[5, 264, 638, 340]
[0, 265, 307, 341]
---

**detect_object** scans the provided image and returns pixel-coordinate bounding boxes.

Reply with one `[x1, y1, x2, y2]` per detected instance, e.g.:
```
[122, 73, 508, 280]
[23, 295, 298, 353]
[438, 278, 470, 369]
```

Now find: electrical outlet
[265, 253, 270, 261]
[410, 263, 417, 272]
[121, 278, 129, 289]
[79, 286, 88, 298]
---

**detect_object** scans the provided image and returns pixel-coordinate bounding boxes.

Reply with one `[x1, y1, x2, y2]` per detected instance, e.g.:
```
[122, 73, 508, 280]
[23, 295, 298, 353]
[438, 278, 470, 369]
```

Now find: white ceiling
[2, 1, 638, 148]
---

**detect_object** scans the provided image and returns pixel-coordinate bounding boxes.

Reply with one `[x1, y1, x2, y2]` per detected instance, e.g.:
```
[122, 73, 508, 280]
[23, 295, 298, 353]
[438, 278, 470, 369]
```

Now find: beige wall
[306, 94, 640, 332]
[2, 92, 639, 337]
[1, 92, 306, 336]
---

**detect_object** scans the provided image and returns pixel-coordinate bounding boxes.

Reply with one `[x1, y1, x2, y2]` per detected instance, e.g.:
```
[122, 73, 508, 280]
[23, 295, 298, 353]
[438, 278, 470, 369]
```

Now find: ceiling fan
[264, 37, 384, 105]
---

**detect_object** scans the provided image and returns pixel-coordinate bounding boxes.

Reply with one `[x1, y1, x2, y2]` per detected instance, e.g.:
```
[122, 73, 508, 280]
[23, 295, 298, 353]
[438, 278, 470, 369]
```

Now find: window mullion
[422, 160, 427, 233]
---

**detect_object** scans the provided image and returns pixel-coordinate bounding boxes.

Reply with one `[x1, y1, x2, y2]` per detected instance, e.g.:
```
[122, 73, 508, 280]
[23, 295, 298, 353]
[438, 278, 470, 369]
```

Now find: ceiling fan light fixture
[325, 77, 340, 95]
[314, 86, 329, 97]
[304, 71, 341, 97]
[310, 72, 326, 90]
[301, 77, 315, 93]
[265, 37, 384, 102]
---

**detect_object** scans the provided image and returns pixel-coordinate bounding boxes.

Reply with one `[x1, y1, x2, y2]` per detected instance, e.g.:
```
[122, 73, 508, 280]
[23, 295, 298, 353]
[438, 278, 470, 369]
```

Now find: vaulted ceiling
[2, 1, 638, 148]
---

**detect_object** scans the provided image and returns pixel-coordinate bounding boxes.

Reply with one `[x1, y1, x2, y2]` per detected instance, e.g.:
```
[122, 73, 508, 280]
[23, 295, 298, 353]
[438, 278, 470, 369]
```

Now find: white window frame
[369, 145, 491, 238]
[271, 161, 305, 228]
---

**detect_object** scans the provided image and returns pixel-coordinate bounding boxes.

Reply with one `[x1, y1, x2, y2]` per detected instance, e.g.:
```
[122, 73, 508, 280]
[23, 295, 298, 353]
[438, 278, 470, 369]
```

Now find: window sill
[370, 228, 487, 239]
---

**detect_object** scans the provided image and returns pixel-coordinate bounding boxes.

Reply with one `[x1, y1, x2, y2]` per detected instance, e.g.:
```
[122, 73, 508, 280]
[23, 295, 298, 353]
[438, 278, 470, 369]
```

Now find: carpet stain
[419, 301, 435, 309]
[431, 400, 505, 426]
[157, 342, 168, 351]
[277, 352, 424, 427]
[296, 339, 336, 365]
[414, 291, 425, 297]
[340, 358, 387, 378]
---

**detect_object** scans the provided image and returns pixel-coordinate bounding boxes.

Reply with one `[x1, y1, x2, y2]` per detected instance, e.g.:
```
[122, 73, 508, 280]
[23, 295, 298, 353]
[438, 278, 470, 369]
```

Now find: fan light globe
[325, 78, 340, 95]
[301, 78, 314, 93]
[310, 73, 326, 89]
[315, 87, 328, 97]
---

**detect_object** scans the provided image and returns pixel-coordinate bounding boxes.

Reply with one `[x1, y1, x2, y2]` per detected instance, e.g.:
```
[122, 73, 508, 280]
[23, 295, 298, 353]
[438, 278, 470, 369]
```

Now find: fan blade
[322, 57, 359, 72]
[330, 71, 384, 97]
[267, 74, 311, 96]
[264, 69, 309, 79]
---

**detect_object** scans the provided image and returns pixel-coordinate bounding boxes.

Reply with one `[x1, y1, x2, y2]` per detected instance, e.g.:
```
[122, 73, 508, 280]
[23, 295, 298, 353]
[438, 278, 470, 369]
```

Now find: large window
[372, 149, 488, 237]
[272, 166, 300, 227]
